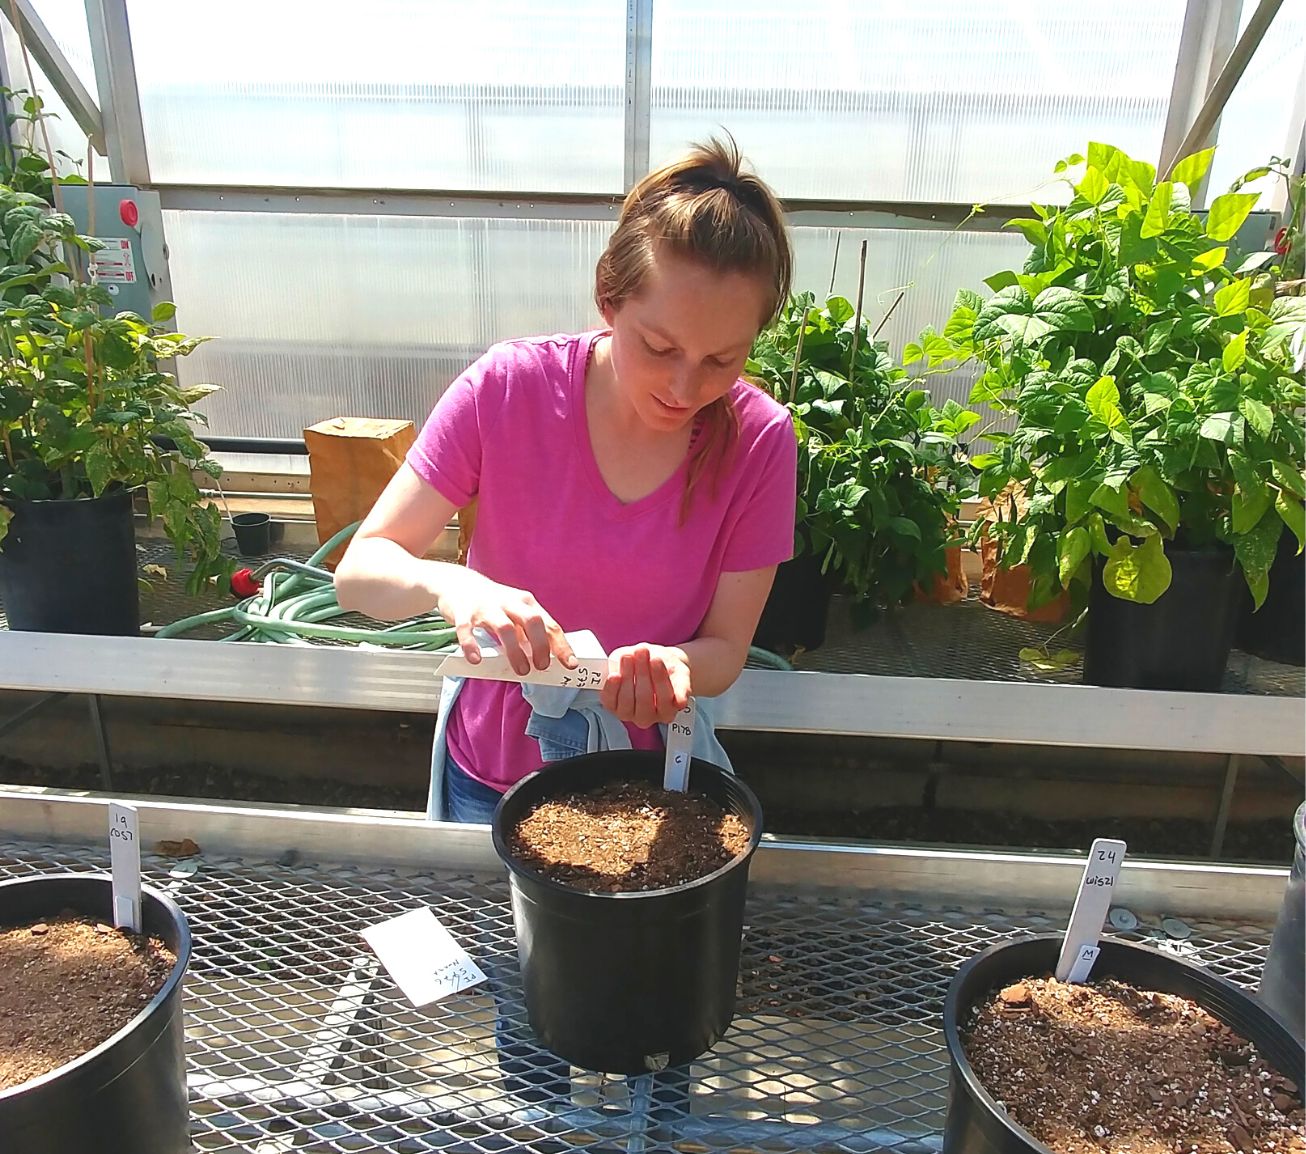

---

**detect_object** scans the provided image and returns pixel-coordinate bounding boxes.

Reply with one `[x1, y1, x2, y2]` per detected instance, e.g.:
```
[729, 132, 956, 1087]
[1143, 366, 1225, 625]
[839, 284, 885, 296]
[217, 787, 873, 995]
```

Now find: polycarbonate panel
[125, 0, 625, 191]
[163, 210, 614, 438]
[1207, 5, 1306, 203]
[24, 0, 95, 94]
[651, 0, 1186, 203]
[1, 17, 93, 177]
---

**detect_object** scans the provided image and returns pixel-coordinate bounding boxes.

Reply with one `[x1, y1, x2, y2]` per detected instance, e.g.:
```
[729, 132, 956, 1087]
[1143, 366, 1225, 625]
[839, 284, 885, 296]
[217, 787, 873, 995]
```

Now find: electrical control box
[59, 184, 173, 321]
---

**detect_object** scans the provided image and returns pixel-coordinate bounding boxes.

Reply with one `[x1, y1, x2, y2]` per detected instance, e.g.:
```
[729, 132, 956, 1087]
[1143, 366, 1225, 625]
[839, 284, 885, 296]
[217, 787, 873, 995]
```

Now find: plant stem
[827, 232, 841, 298]
[787, 306, 810, 405]
[872, 290, 906, 340]
[849, 240, 868, 377]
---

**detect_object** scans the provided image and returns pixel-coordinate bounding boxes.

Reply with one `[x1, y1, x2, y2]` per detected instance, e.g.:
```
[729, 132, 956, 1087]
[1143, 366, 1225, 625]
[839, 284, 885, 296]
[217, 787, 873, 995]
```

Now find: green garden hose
[154, 520, 794, 670]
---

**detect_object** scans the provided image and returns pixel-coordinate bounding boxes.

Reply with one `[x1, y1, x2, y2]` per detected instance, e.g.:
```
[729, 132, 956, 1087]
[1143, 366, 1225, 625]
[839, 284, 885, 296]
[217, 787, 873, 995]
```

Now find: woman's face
[602, 248, 771, 433]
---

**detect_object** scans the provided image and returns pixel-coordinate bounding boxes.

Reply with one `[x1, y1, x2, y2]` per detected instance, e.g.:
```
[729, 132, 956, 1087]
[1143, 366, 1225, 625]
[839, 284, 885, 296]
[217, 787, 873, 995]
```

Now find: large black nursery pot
[1237, 525, 1305, 666]
[753, 546, 836, 653]
[941, 933, 1305, 1154]
[1083, 543, 1238, 691]
[491, 751, 763, 1075]
[1259, 801, 1306, 1042]
[0, 873, 192, 1154]
[0, 488, 140, 635]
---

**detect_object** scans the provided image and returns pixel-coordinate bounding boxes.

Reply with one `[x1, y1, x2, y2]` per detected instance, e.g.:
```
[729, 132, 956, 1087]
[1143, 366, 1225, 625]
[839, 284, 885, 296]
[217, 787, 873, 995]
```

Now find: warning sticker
[89, 237, 138, 284]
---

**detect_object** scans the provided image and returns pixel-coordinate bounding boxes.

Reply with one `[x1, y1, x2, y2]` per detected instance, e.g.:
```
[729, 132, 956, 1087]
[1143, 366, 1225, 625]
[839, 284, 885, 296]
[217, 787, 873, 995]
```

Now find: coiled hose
[155, 521, 794, 670]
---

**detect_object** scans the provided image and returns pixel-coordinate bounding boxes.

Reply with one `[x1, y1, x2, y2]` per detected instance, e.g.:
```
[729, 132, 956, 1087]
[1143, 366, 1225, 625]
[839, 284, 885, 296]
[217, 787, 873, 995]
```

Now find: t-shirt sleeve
[405, 349, 502, 508]
[721, 409, 798, 572]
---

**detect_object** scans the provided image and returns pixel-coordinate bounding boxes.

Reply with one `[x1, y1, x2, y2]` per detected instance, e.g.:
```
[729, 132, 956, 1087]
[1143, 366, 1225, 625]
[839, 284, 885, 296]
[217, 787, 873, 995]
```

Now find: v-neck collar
[571, 330, 691, 520]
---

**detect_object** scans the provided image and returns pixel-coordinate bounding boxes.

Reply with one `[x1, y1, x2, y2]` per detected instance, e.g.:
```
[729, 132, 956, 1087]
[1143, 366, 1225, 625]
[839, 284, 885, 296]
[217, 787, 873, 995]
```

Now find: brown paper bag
[304, 417, 416, 569]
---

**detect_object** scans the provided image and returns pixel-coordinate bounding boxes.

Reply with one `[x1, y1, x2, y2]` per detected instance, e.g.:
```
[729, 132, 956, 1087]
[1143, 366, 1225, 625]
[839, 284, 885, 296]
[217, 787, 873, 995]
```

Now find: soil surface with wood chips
[509, 780, 751, 892]
[0, 913, 176, 1092]
[963, 975, 1305, 1154]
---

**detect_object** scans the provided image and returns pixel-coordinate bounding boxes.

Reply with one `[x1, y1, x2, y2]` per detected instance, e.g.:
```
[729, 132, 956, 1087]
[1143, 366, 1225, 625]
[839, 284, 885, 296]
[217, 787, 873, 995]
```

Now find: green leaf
[902, 342, 923, 366]
[1170, 147, 1215, 190]
[1057, 526, 1091, 586]
[1222, 329, 1247, 373]
[1018, 647, 1081, 673]
[826, 296, 854, 326]
[84, 442, 113, 497]
[1102, 533, 1172, 604]
[1190, 246, 1227, 274]
[1276, 491, 1305, 553]
[1239, 397, 1272, 438]
[1140, 181, 1172, 238]
[1086, 375, 1129, 436]
[151, 301, 178, 322]
[1272, 461, 1305, 499]
[1213, 278, 1250, 317]
[1065, 478, 1098, 526]
[1199, 412, 1244, 444]
[1032, 286, 1093, 333]
[1205, 192, 1259, 242]
[9, 219, 42, 263]
[1090, 480, 1131, 521]
[1230, 450, 1271, 534]
[1132, 465, 1180, 533]
[1077, 166, 1110, 206]
[1234, 250, 1278, 275]
[1234, 513, 1282, 610]
[889, 516, 922, 540]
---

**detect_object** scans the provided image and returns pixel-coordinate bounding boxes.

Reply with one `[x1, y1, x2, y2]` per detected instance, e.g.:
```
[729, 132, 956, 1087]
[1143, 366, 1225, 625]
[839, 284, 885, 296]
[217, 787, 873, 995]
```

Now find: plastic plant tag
[435, 628, 609, 690]
[1065, 944, 1101, 983]
[109, 802, 142, 932]
[360, 907, 486, 1008]
[1054, 837, 1126, 982]
[663, 698, 696, 792]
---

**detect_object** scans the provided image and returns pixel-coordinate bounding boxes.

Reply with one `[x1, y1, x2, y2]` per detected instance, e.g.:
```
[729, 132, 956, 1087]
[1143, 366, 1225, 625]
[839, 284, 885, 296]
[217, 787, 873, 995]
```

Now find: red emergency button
[119, 198, 139, 228]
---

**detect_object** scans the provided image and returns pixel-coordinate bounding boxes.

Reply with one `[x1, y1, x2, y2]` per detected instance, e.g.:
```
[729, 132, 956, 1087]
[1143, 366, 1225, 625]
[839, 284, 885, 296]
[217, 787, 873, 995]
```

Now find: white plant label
[360, 907, 485, 1007]
[1055, 837, 1126, 982]
[109, 802, 142, 933]
[1066, 944, 1101, 984]
[663, 697, 696, 792]
[436, 629, 608, 690]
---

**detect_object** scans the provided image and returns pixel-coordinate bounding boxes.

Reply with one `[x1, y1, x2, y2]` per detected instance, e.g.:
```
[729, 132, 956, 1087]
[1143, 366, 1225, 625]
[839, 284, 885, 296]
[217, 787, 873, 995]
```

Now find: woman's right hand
[434, 566, 576, 676]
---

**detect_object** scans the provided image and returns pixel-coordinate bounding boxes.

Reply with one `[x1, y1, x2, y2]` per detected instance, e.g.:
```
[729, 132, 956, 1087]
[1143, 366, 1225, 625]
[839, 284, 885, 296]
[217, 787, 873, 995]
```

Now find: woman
[337, 137, 797, 825]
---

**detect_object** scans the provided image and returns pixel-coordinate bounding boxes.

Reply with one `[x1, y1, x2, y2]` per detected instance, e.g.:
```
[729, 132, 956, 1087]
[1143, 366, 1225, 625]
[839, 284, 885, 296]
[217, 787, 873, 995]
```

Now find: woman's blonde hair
[594, 135, 792, 516]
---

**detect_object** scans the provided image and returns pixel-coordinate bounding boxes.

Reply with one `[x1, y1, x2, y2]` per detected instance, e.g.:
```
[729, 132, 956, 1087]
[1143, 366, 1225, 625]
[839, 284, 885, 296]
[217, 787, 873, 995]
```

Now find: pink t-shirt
[407, 330, 797, 791]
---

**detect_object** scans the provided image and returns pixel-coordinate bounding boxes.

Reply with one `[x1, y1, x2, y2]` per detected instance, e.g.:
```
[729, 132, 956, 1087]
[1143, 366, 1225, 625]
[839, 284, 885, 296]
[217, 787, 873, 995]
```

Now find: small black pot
[753, 547, 836, 653]
[1084, 543, 1238, 691]
[0, 488, 140, 635]
[0, 874, 192, 1154]
[491, 751, 763, 1075]
[1237, 526, 1305, 666]
[942, 934, 1305, 1154]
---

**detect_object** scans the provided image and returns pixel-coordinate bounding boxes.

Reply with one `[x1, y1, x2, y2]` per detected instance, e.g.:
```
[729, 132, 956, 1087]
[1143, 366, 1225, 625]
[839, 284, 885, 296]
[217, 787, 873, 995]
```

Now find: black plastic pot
[232, 511, 271, 557]
[1260, 801, 1305, 1042]
[753, 548, 836, 653]
[1083, 544, 1237, 691]
[942, 933, 1305, 1154]
[0, 873, 192, 1153]
[491, 751, 763, 1075]
[0, 488, 140, 635]
[1237, 526, 1305, 666]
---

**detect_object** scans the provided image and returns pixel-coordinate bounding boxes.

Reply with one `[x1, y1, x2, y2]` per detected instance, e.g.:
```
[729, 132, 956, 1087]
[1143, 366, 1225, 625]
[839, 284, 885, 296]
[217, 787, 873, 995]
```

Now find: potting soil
[0, 913, 175, 1092]
[508, 779, 750, 892]
[963, 976, 1304, 1154]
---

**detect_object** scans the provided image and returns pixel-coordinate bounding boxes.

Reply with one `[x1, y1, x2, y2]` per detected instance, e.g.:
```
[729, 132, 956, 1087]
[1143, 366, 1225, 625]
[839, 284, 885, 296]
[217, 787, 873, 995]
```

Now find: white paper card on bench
[1054, 838, 1126, 981]
[108, 802, 142, 933]
[435, 629, 609, 690]
[360, 907, 486, 1007]
[663, 697, 696, 792]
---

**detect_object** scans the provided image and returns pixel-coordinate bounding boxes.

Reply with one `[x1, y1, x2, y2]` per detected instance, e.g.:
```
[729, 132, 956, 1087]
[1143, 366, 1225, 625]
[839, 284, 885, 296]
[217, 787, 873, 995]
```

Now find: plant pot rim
[0, 873, 191, 1103]
[943, 932, 1303, 1154]
[1, 485, 137, 509]
[491, 753, 763, 902]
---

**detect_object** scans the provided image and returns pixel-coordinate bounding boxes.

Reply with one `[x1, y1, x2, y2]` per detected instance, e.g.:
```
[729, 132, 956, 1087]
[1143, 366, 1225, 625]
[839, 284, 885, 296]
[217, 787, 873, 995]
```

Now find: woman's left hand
[601, 644, 692, 728]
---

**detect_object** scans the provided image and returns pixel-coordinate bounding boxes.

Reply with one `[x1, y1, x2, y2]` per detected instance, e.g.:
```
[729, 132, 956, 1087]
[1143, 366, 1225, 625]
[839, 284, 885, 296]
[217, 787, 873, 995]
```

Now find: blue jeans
[444, 756, 691, 1117]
